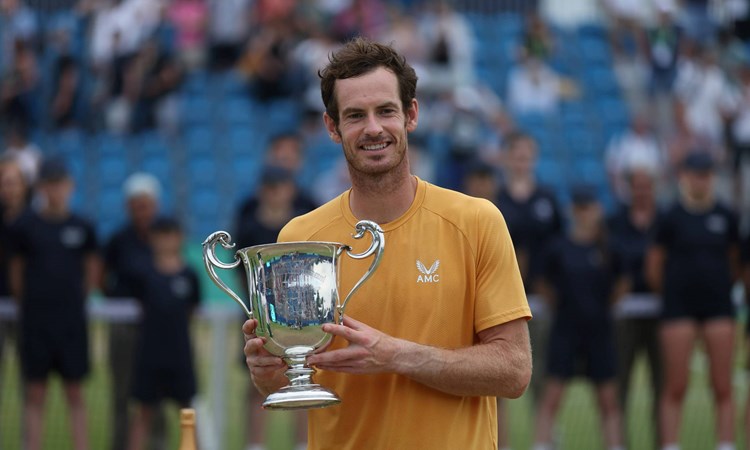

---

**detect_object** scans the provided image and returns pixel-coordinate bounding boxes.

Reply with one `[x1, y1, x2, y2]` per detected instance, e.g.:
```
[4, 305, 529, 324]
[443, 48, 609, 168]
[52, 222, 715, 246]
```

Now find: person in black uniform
[234, 165, 310, 450]
[9, 158, 99, 450]
[608, 166, 662, 447]
[495, 131, 562, 449]
[127, 217, 201, 450]
[533, 186, 624, 450]
[646, 151, 739, 450]
[102, 172, 165, 450]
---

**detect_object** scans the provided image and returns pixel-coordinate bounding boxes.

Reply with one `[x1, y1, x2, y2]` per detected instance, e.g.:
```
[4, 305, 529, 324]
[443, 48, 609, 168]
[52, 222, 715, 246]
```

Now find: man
[9, 157, 99, 450]
[243, 37, 532, 449]
[102, 172, 165, 450]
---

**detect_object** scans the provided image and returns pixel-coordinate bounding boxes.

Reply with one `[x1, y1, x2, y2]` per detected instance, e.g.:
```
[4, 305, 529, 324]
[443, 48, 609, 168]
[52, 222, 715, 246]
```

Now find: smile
[361, 142, 389, 151]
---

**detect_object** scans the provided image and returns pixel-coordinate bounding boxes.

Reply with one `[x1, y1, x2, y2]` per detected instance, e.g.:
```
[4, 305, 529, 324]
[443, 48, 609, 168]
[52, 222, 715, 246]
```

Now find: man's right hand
[242, 319, 288, 395]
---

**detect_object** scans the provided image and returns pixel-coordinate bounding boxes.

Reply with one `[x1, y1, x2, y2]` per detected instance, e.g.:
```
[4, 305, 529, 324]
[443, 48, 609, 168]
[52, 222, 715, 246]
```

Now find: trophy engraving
[202, 220, 384, 410]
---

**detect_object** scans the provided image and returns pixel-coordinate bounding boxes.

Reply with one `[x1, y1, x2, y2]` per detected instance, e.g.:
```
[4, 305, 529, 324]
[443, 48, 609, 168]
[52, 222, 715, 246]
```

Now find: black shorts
[131, 361, 196, 406]
[546, 323, 616, 383]
[660, 296, 735, 323]
[20, 321, 89, 382]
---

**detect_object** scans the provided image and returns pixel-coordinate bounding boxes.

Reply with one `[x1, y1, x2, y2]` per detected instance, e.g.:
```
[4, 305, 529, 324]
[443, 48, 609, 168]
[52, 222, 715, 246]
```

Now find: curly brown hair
[319, 37, 418, 126]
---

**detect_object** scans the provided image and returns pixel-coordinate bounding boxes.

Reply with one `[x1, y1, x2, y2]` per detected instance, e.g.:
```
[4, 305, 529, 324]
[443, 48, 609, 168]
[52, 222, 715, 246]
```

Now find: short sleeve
[473, 201, 531, 332]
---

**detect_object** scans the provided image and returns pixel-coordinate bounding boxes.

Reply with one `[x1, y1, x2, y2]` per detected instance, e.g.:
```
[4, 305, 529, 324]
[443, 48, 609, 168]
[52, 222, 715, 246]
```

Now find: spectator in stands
[9, 157, 99, 450]
[238, 17, 303, 103]
[679, 0, 716, 41]
[726, 60, 750, 208]
[646, 151, 739, 450]
[462, 159, 499, 202]
[608, 166, 662, 449]
[0, 157, 30, 398]
[604, 111, 665, 202]
[0, 38, 39, 127]
[103, 172, 165, 450]
[644, 4, 682, 137]
[2, 119, 41, 184]
[206, 0, 252, 70]
[412, 0, 475, 95]
[673, 42, 736, 155]
[234, 165, 308, 450]
[50, 55, 83, 129]
[330, 0, 388, 42]
[520, 10, 555, 61]
[0, 0, 38, 65]
[506, 56, 575, 116]
[236, 133, 317, 226]
[127, 217, 201, 450]
[167, 0, 208, 71]
[127, 38, 184, 133]
[495, 132, 562, 450]
[533, 185, 624, 450]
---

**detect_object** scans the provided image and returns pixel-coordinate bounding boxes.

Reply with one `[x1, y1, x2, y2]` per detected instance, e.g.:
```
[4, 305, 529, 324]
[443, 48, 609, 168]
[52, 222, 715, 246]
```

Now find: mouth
[360, 141, 391, 152]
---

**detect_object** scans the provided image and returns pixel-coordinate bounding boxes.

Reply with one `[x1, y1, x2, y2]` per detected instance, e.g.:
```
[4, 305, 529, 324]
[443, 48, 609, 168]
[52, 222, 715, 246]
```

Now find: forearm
[393, 332, 531, 398]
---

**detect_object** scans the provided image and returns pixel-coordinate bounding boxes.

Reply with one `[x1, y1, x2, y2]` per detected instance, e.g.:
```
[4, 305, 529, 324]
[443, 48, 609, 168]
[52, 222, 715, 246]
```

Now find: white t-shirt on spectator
[3, 143, 41, 184]
[674, 61, 737, 143]
[507, 62, 561, 115]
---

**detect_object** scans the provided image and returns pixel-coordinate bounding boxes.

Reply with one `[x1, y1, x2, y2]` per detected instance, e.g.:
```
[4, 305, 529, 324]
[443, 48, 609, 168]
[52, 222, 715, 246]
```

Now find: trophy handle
[339, 220, 385, 316]
[202, 231, 253, 318]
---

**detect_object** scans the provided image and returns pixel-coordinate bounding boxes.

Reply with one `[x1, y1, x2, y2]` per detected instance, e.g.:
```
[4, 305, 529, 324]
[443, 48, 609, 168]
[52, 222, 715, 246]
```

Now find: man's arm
[307, 316, 532, 398]
[84, 253, 102, 296]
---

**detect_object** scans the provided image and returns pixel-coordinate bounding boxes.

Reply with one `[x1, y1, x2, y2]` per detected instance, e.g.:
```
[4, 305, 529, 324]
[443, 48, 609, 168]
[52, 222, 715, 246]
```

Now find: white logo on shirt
[705, 214, 727, 234]
[171, 276, 193, 299]
[60, 226, 85, 248]
[417, 260, 440, 283]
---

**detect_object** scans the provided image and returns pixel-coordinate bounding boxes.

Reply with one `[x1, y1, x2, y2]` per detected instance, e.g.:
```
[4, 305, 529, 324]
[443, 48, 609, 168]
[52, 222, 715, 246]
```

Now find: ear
[323, 112, 342, 144]
[405, 98, 419, 133]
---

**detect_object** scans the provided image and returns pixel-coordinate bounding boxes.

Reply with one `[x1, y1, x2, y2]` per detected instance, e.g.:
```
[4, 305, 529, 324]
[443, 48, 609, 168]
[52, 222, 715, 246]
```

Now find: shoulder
[278, 193, 346, 242]
[422, 182, 503, 224]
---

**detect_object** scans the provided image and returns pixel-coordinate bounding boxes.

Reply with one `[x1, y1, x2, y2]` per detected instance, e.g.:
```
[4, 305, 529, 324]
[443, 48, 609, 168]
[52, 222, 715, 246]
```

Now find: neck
[349, 164, 417, 224]
[257, 203, 293, 228]
[3, 202, 24, 222]
[41, 205, 69, 221]
[154, 252, 182, 273]
[507, 174, 535, 200]
[571, 226, 598, 244]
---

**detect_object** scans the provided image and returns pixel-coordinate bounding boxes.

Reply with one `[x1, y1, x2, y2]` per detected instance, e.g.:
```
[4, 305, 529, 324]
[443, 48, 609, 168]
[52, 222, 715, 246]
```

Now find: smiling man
[242, 37, 532, 450]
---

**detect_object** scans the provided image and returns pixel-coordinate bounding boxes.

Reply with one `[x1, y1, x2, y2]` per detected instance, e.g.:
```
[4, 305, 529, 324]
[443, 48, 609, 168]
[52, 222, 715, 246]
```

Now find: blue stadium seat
[180, 94, 213, 126]
[183, 126, 215, 155]
[95, 132, 130, 157]
[187, 156, 217, 186]
[227, 126, 266, 156]
[140, 154, 172, 181]
[536, 158, 566, 190]
[98, 154, 130, 188]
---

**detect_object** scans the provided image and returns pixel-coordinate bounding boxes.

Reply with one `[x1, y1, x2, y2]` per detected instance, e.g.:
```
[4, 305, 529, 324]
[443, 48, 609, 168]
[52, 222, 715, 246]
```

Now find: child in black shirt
[127, 217, 201, 450]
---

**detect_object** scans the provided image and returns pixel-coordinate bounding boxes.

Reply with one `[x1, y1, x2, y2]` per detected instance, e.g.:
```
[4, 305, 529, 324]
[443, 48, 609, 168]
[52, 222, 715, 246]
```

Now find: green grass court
[0, 319, 747, 450]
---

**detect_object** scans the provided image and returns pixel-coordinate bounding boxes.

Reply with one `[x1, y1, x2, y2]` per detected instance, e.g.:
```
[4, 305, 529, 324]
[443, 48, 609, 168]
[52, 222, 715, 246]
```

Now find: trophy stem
[261, 353, 342, 410]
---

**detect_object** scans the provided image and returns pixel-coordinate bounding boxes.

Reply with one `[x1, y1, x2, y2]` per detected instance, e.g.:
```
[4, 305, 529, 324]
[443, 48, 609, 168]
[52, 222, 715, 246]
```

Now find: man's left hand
[306, 316, 401, 374]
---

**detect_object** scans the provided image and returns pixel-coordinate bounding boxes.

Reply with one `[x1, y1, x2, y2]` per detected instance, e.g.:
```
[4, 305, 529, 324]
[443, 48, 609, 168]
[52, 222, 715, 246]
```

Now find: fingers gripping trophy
[202, 221, 384, 410]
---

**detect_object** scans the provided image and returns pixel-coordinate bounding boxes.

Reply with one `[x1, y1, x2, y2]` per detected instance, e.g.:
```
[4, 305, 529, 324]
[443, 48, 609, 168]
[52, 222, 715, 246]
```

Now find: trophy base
[262, 384, 341, 410]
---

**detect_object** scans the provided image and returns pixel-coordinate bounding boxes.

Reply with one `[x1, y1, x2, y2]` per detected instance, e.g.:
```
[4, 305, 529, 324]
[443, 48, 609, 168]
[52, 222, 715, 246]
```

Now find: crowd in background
[1, 0, 750, 450]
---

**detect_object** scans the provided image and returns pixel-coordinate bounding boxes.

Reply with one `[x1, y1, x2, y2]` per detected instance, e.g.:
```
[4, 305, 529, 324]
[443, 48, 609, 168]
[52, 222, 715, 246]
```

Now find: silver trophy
[202, 220, 384, 410]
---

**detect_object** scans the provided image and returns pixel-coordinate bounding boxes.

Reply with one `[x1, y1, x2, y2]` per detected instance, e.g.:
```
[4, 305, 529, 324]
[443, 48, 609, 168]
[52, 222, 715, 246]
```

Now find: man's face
[681, 169, 713, 200]
[324, 67, 418, 178]
[506, 139, 536, 177]
[38, 178, 73, 210]
[150, 230, 182, 255]
[127, 195, 158, 229]
[268, 137, 303, 172]
[628, 170, 654, 203]
[464, 174, 497, 201]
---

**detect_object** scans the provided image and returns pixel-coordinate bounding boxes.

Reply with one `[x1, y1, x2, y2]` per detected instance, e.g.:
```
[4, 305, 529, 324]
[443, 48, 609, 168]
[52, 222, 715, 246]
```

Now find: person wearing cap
[533, 185, 624, 450]
[102, 172, 167, 450]
[646, 151, 739, 450]
[8, 157, 100, 450]
[233, 165, 309, 450]
[127, 217, 201, 450]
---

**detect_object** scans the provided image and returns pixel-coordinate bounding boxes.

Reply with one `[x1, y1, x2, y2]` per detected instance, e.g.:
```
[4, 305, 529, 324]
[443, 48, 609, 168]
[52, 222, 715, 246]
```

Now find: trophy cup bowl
[202, 220, 384, 410]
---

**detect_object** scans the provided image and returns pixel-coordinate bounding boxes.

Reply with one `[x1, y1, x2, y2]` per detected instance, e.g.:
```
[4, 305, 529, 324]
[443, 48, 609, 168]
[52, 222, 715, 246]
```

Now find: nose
[363, 113, 384, 136]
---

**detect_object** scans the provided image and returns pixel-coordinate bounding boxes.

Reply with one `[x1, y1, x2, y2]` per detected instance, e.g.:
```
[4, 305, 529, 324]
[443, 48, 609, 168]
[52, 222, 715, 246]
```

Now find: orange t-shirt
[277, 178, 531, 450]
